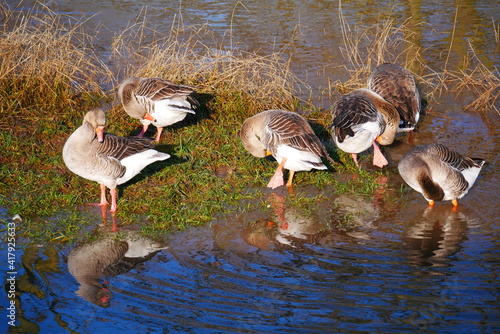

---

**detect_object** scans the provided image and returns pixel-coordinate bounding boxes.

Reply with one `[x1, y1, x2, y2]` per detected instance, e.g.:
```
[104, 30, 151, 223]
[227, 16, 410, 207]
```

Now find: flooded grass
[0, 3, 497, 243]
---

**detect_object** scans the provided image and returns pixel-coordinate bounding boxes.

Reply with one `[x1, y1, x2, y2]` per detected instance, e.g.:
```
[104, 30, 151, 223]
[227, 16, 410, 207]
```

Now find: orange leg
[408, 130, 414, 144]
[154, 127, 163, 143]
[109, 188, 118, 213]
[98, 183, 108, 206]
[372, 141, 389, 168]
[286, 170, 296, 187]
[351, 153, 359, 167]
[85, 184, 108, 219]
[428, 200, 435, 206]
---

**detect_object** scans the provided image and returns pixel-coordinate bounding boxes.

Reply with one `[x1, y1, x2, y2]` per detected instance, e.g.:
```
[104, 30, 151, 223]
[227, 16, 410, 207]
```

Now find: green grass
[0, 93, 394, 243]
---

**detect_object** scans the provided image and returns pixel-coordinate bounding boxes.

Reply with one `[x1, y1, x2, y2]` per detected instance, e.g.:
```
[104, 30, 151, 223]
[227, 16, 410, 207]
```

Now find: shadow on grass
[308, 118, 343, 170]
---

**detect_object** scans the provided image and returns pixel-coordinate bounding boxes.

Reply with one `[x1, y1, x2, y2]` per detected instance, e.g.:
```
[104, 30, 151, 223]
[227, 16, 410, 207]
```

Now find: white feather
[275, 145, 326, 172]
[117, 150, 170, 185]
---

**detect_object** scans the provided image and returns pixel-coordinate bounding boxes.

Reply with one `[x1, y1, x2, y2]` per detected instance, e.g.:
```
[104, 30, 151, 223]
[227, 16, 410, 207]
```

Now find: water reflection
[242, 193, 328, 250]
[404, 205, 476, 268]
[242, 189, 385, 250]
[3, 196, 498, 332]
[67, 230, 167, 307]
[334, 193, 379, 227]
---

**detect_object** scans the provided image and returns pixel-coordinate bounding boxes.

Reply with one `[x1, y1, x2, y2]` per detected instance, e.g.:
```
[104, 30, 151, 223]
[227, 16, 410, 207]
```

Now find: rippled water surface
[1, 0, 499, 333]
[1, 193, 499, 333]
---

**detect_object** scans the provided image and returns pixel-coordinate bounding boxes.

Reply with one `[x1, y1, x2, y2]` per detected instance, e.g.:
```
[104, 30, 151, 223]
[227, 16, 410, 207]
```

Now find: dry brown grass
[423, 42, 500, 113]
[335, 3, 499, 114]
[0, 2, 112, 122]
[110, 14, 301, 115]
[493, 18, 500, 48]
[334, 5, 425, 95]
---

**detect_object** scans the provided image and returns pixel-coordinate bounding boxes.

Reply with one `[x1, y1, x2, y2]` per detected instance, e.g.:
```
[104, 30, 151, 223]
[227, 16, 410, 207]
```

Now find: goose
[367, 63, 421, 132]
[240, 109, 335, 189]
[118, 77, 199, 142]
[330, 88, 400, 168]
[62, 107, 170, 214]
[398, 143, 485, 207]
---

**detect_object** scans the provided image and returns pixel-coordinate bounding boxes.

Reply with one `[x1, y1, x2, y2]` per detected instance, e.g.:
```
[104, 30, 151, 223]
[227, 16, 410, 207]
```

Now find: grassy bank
[0, 4, 344, 242]
[0, 4, 497, 242]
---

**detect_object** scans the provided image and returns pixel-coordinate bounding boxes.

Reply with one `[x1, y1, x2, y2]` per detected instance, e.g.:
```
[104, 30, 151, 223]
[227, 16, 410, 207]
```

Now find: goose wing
[265, 111, 328, 158]
[424, 143, 481, 171]
[136, 78, 199, 107]
[368, 63, 420, 126]
[96, 133, 156, 161]
[423, 144, 482, 197]
[331, 94, 381, 142]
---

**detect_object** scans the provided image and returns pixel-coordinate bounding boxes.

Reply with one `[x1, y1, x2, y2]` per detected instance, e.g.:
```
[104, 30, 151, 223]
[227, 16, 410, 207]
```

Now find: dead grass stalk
[336, 2, 425, 95]
[0, 2, 112, 124]
[110, 13, 300, 114]
[336, 2, 499, 114]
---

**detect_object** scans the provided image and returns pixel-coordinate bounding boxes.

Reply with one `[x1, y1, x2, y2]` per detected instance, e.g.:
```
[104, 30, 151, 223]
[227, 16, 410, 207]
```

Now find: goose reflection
[68, 231, 167, 307]
[405, 205, 474, 267]
[243, 193, 327, 250]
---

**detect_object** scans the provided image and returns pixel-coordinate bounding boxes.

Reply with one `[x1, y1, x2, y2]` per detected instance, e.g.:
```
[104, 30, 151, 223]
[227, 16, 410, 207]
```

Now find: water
[1, 0, 500, 333]
[7, 0, 500, 103]
[1, 199, 499, 332]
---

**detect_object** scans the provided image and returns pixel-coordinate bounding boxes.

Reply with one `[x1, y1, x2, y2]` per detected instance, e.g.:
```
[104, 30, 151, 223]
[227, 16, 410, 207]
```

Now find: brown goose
[398, 143, 485, 207]
[367, 63, 421, 132]
[62, 108, 170, 214]
[118, 77, 198, 142]
[330, 88, 399, 168]
[240, 109, 335, 189]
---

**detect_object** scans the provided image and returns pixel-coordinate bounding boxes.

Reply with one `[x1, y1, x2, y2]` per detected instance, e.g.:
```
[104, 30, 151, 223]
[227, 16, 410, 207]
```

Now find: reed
[448, 44, 499, 113]
[335, 4, 425, 95]
[110, 16, 300, 115]
[494, 18, 500, 47]
[0, 2, 112, 119]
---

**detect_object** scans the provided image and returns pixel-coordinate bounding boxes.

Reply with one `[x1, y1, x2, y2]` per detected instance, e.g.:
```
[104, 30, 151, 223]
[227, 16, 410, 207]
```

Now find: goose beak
[96, 126, 105, 142]
[265, 150, 273, 156]
[144, 112, 156, 122]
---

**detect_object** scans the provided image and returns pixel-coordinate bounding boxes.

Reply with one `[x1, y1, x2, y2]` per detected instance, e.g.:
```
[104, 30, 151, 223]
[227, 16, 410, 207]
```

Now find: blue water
[1, 189, 499, 333]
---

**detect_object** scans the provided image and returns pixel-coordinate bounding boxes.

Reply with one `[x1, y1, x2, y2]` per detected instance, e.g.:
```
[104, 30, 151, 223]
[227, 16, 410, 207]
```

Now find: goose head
[240, 114, 268, 158]
[355, 88, 400, 145]
[118, 77, 156, 122]
[83, 107, 107, 143]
